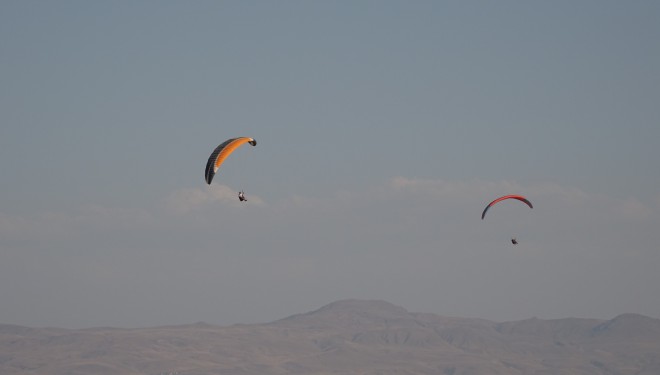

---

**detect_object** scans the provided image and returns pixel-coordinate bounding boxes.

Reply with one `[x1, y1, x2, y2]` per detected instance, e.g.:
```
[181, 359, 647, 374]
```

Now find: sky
[1, 1, 659, 329]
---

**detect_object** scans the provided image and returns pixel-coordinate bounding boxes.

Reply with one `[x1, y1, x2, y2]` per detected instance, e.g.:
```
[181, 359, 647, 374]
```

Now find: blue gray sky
[1, 1, 659, 328]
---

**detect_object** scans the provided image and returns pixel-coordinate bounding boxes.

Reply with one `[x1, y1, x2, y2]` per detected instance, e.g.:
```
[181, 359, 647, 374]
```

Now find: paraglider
[205, 137, 257, 201]
[481, 194, 533, 220]
[481, 194, 533, 245]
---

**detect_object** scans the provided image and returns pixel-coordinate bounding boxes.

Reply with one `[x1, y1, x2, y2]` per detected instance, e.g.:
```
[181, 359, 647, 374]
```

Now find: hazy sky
[2, 1, 659, 329]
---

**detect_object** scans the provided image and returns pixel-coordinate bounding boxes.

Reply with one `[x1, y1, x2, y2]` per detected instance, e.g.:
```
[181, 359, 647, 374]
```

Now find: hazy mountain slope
[1, 300, 659, 375]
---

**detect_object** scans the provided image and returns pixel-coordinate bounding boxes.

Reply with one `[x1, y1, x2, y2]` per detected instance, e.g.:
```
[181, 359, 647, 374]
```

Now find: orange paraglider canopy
[204, 137, 257, 185]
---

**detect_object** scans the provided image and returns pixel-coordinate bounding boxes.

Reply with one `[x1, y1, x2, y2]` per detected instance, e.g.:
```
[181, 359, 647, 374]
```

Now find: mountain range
[1, 299, 659, 374]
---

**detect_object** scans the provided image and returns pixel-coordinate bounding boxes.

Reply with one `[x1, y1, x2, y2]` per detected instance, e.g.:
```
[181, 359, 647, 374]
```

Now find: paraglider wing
[481, 194, 533, 220]
[205, 137, 257, 185]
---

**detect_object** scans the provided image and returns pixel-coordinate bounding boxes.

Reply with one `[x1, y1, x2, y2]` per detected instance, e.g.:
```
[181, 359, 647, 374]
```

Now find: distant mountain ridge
[1, 299, 659, 375]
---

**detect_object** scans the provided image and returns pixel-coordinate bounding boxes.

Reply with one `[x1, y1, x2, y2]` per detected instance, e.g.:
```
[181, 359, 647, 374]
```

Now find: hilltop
[1, 300, 659, 374]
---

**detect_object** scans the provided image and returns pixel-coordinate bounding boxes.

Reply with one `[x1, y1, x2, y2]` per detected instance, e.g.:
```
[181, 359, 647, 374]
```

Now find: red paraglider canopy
[481, 195, 533, 220]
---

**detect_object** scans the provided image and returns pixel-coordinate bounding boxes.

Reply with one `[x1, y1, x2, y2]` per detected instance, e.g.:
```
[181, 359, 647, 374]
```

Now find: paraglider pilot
[511, 238, 518, 245]
[238, 191, 247, 202]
